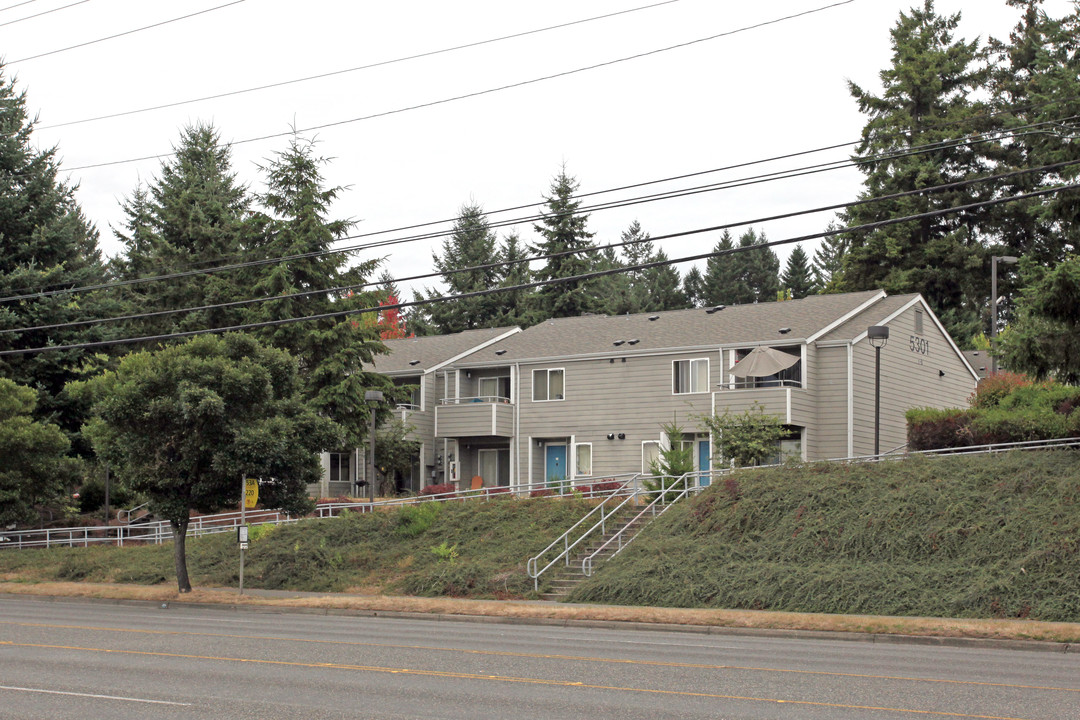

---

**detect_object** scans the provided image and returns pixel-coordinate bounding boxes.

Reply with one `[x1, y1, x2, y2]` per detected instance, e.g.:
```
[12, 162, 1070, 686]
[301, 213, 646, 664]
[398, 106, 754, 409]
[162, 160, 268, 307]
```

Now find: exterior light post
[867, 326, 890, 457]
[365, 390, 384, 502]
[991, 255, 1019, 375]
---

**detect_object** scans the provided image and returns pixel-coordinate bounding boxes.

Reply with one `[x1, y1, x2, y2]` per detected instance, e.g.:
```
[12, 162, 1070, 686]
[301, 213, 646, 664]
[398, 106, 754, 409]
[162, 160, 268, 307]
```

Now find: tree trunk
[171, 517, 191, 593]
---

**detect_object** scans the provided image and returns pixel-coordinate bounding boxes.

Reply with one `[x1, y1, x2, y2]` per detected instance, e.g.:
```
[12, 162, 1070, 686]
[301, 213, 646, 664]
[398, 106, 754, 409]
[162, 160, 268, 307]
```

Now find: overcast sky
[6, 0, 1076, 299]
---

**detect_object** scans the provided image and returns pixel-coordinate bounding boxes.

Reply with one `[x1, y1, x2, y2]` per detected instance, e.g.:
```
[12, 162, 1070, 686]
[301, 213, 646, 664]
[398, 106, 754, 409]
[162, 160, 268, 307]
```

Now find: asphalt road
[1, 597, 1078, 719]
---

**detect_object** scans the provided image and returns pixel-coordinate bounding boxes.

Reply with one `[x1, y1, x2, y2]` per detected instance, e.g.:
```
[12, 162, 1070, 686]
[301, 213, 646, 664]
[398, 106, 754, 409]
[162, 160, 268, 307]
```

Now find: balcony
[713, 380, 811, 426]
[435, 396, 515, 438]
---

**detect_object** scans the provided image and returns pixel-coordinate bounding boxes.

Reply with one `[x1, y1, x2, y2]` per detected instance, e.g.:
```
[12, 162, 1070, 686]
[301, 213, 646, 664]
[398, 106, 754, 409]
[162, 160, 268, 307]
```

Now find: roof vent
[778, 327, 791, 334]
[495, 349, 507, 356]
[627, 339, 640, 345]
[408, 360, 421, 366]
[705, 305, 725, 314]
[613, 340, 626, 346]
[648, 315, 660, 321]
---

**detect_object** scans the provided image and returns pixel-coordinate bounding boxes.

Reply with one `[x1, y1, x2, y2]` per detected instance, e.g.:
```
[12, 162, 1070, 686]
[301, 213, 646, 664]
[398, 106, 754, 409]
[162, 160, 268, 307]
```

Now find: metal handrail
[117, 501, 150, 524]
[438, 395, 512, 405]
[526, 475, 644, 591]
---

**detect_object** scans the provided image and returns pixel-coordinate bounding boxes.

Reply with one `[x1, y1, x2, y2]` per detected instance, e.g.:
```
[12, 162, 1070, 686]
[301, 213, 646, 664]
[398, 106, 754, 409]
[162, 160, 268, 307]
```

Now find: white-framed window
[574, 443, 592, 477]
[532, 368, 565, 401]
[673, 358, 709, 394]
[914, 309, 924, 334]
[328, 452, 352, 483]
[642, 441, 660, 475]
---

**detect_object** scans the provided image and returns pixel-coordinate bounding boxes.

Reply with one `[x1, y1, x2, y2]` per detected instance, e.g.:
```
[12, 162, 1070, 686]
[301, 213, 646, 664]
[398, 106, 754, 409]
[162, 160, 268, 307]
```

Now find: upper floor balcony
[435, 395, 515, 438]
[713, 379, 812, 427]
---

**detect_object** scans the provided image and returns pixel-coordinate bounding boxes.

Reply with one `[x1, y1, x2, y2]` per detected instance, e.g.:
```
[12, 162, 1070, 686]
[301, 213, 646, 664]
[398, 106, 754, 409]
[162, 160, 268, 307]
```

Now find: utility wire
[2, 181, 1074, 357]
[0, 0, 88, 27]
[58, 0, 856, 171]
[0, 0, 39, 13]
[3, 166, 1077, 339]
[9, 0, 247, 63]
[6, 115, 1070, 305]
[39, 0, 684, 129]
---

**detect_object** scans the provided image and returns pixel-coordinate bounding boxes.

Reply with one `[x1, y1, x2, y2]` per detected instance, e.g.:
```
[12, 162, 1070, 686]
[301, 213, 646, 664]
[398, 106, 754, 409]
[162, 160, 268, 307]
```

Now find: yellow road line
[0, 640, 1036, 720]
[2, 620, 1076, 695]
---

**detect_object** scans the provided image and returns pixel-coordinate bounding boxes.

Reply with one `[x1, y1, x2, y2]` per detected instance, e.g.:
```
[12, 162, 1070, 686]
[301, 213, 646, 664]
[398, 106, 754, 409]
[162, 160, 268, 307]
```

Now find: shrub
[530, 489, 555, 498]
[396, 502, 441, 537]
[419, 483, 455, 497]
[906, 408, 975, 450]
[969, 372, 1034, 409]
[487, 486, 511, 495]
[585, 481, 623, 495]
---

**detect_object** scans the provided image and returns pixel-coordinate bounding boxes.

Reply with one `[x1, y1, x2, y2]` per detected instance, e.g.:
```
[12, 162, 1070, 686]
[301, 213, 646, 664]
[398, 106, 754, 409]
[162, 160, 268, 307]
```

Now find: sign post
[239, 476, 257, 594]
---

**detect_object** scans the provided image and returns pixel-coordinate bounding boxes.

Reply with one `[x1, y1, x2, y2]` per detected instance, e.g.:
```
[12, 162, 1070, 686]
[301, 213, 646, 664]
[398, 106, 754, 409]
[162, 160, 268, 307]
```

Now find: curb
[2, 592, 1072, 654]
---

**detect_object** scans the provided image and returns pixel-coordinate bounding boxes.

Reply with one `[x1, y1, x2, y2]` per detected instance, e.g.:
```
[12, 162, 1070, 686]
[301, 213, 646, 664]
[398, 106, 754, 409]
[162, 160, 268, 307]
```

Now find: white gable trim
[806, 290, 887, 343]
[425, 328, 522, 375]
[851, 296, 979, 383]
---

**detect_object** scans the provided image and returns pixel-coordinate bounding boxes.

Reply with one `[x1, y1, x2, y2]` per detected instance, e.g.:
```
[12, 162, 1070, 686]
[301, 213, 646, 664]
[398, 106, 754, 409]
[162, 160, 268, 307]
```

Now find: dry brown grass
[3, 581, 1078, 644]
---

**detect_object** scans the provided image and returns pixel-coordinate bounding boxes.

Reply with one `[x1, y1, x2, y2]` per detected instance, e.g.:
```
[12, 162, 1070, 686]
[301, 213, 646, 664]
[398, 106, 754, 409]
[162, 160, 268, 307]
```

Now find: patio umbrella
[731, 346, 800, 378]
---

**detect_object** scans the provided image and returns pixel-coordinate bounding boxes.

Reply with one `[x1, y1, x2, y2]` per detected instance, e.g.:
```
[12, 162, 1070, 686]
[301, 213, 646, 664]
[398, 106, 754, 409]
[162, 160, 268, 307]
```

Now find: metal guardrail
[526, 475, 642, 591]
[0, 474, 640, 550]
[116, 501, 150, 525]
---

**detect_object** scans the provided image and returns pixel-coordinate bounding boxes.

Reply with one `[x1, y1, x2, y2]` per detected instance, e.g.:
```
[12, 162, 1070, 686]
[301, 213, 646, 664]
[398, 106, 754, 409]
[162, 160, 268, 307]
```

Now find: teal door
[698, 440, 711, 486]
[545, 445, 566, 488]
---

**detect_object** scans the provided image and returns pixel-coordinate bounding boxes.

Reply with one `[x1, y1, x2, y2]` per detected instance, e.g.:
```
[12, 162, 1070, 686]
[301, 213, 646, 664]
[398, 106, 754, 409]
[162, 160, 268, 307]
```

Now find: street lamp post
[364, 390, 384, 502]
[991, 255, 1019, 375]
[867, 326, 890, 457]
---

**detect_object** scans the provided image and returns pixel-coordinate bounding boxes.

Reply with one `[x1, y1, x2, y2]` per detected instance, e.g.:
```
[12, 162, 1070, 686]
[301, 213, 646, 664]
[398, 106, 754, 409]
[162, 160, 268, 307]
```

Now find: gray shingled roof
[814, 293, 919, 343]
[373, 327, 519, 374]
[452, 290, 886, 366]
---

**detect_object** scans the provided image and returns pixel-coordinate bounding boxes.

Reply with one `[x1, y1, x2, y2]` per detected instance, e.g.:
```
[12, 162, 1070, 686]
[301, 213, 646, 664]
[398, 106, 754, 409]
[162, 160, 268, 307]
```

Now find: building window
[915, 309, 924, 334]
[479, 376, 511, 402]
[673, 358, 709, 394]
[532, 368, 565, 401]
[328, 452, 352, 483]
[574, 443, 592, 477]
[642, 441, 660, 475]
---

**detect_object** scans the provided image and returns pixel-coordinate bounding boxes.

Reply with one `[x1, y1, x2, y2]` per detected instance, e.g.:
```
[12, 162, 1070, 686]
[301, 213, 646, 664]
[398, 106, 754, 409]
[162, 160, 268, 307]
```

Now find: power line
[0, 0, 39, 13]
[9, 0, 247, 64]
[3, 175, 1076, 346]
[4, 182, 1075, 357]
[58, 0, 856, 171]
[39, 0, 683, 130]
[0, 0, 88, 27]
[3, 117, 1075, 305]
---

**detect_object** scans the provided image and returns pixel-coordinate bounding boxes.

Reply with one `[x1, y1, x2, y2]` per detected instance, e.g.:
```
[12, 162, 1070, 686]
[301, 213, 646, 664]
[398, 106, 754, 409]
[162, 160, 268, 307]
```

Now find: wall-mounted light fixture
[536, 440, 542, 447]
[466, 371, 472, 379]
[617, 433, 626, 440]
[939, 370, 945, 377]
[606, 433, 615, 440]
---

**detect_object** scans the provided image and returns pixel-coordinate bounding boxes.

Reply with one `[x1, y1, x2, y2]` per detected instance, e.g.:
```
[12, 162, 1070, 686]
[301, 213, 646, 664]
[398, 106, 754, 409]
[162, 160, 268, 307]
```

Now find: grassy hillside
[569, 450, 1080, 622]
[0, 497, 594, 598]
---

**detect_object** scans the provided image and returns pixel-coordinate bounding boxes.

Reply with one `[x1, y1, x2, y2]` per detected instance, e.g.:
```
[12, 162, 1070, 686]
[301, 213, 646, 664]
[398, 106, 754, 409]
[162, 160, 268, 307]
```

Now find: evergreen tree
[0, 67, 114, 439]
[837, 1, 993, 341]
[733, 229, 780, 303]
[492, 230, 535, 327]
[812, 228, 848, 292]
[645, 249, 688, 310]
[998, 256, 1080, 382]
[780, 244, 817, 299]
[682, 266, 705, 308]
[421, 203, 502, 333]
[616, 219, 687, 312]
[113, 123, 252, 340]
[595, 243, 632, 315]
[531, 168, 600, 320]
[245, 135, 392, 447]
[701, 231, 743, 305]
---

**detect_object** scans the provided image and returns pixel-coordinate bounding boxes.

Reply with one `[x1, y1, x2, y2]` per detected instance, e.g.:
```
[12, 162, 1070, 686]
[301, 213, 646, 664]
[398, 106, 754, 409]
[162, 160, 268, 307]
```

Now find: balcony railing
[439, 395, 512, 405]
[718, 378, 802, 390]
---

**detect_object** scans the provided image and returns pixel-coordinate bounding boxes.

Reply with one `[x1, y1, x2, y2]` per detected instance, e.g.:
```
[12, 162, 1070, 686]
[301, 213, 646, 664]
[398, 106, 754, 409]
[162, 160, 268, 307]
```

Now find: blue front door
[698, 440, 711, 486]
[545, 445, 566, 488]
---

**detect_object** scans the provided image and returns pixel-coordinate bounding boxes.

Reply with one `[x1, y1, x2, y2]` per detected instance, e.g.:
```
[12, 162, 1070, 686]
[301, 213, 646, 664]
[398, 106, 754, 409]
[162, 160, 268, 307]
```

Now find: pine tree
[701, 231, 743, 305]
[530, 168, 600, 320]
[780, 244, 817, 299]
[733, 229, 780, 303]
[421, 203, 502, 333]
[812, 227, 848, 292]
[682, 266, 705, 308]
[644, 249, 688, 310]
[492, 231, 535, 327]
[113, 124, 252, 340]
[837, 0, 993, 341]
[0, 67, 114, 439]
[244, 135, 391, 446]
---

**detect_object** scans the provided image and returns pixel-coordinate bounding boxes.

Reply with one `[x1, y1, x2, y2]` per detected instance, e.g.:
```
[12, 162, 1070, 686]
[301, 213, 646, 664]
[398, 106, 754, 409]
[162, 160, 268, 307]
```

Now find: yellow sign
[244, 478, 259, 509]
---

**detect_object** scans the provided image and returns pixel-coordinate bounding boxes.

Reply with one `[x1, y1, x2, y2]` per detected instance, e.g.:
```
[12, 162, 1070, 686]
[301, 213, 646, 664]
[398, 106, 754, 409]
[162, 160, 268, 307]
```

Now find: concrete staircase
[538, 510, 652, 601]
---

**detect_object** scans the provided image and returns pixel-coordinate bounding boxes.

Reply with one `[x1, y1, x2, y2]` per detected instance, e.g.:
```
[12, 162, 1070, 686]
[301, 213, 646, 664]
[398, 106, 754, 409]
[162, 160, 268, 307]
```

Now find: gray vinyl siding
[851, 306, 976, 456]
[516, 351, 720, 484]
[812, 345, 851, 460]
